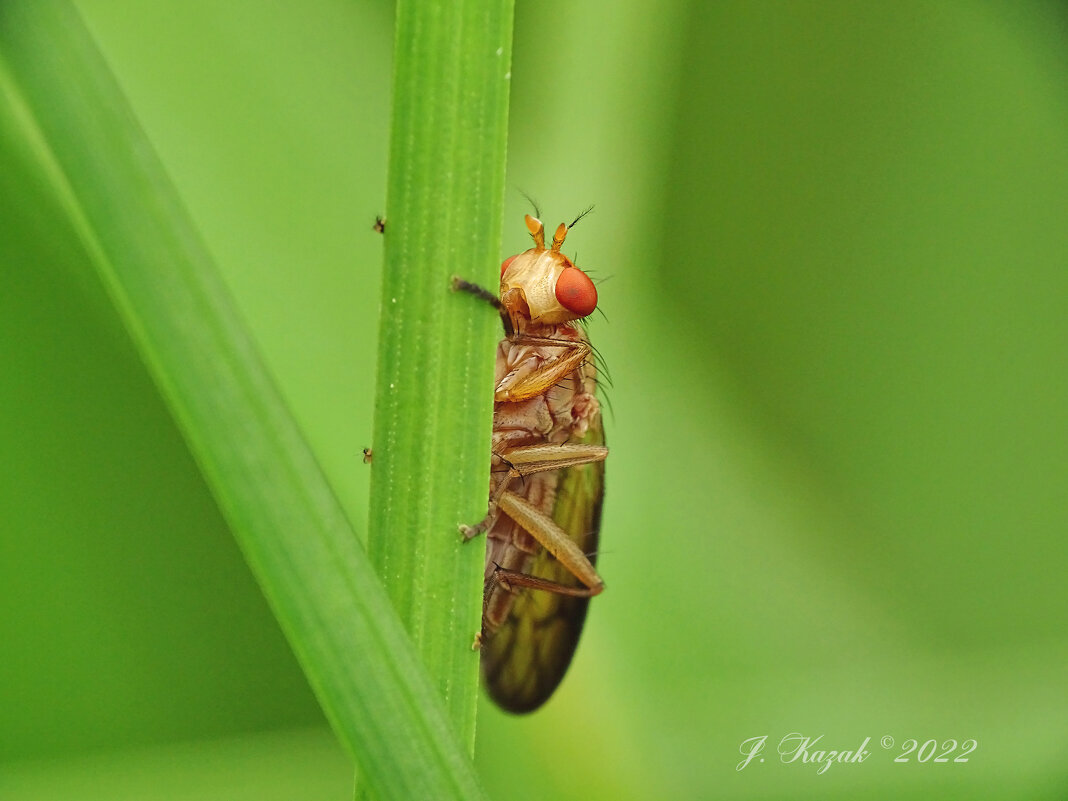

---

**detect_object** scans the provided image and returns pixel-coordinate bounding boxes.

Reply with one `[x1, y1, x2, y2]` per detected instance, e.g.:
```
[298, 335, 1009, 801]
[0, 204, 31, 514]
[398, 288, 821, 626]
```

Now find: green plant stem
[0, 3, 486, 799]
[368, 0, 514, 756]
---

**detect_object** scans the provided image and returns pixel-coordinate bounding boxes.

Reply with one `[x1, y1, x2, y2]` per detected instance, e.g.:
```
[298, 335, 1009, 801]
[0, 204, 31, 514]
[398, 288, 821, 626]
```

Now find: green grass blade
[0, 3, 485, 799]
[367, 0, 514, 752]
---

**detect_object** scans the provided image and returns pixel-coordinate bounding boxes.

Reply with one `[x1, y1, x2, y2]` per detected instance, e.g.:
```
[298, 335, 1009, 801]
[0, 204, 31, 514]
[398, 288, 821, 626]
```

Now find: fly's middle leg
[458, 454, 517, 540]
[457, 443, 607, 541]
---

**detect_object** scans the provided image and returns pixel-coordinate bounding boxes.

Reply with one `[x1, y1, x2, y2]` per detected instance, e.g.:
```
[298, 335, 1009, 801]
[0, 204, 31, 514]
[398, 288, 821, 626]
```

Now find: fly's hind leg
[493, 490, 604, 594]
[476, 558, 603, 652]
[475, 488, 606, 652]
[490, 566, 602, 598]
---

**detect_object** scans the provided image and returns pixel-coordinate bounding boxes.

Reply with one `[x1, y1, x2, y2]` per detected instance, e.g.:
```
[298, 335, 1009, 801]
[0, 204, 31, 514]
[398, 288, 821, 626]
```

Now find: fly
[453, 211, 607, 713]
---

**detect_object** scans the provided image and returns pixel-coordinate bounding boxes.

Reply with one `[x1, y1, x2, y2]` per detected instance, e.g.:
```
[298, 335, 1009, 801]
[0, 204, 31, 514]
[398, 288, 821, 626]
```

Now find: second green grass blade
[0, 3, 486, 798]
[367, 0, 515, 753]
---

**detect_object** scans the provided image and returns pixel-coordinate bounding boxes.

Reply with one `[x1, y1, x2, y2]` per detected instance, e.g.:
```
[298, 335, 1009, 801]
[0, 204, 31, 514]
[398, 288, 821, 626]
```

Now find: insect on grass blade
[454, 212, 608, 713]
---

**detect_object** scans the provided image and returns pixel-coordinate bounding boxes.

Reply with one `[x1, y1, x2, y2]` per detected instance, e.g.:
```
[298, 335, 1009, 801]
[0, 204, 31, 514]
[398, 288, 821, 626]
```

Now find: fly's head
[499, 214, 597, 331]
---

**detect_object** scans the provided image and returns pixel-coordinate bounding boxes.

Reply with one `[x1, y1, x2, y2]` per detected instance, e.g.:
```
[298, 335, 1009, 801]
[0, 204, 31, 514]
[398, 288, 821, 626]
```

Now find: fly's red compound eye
[501, 255, 518, 278]
[555, 266, 597, 317]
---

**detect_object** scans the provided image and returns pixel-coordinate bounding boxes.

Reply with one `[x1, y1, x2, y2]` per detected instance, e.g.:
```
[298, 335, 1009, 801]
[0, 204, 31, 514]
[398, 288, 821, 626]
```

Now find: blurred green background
[3, 1, 1067, 799]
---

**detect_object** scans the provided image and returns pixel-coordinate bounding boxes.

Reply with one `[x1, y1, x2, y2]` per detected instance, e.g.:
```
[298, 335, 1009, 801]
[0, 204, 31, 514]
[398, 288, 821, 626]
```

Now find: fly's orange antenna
[550, 223, 568, 252]
[525, 214, 545, 248]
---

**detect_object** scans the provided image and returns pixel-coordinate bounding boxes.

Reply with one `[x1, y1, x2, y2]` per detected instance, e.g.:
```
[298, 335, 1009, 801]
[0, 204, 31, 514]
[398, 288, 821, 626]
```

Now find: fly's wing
[482, 418, 605, 713]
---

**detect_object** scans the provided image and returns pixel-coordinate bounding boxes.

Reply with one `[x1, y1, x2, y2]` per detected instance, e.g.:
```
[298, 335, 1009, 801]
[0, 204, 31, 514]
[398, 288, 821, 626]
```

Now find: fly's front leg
[495, 337, 591, 402]
[450, 276, 513, 336]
